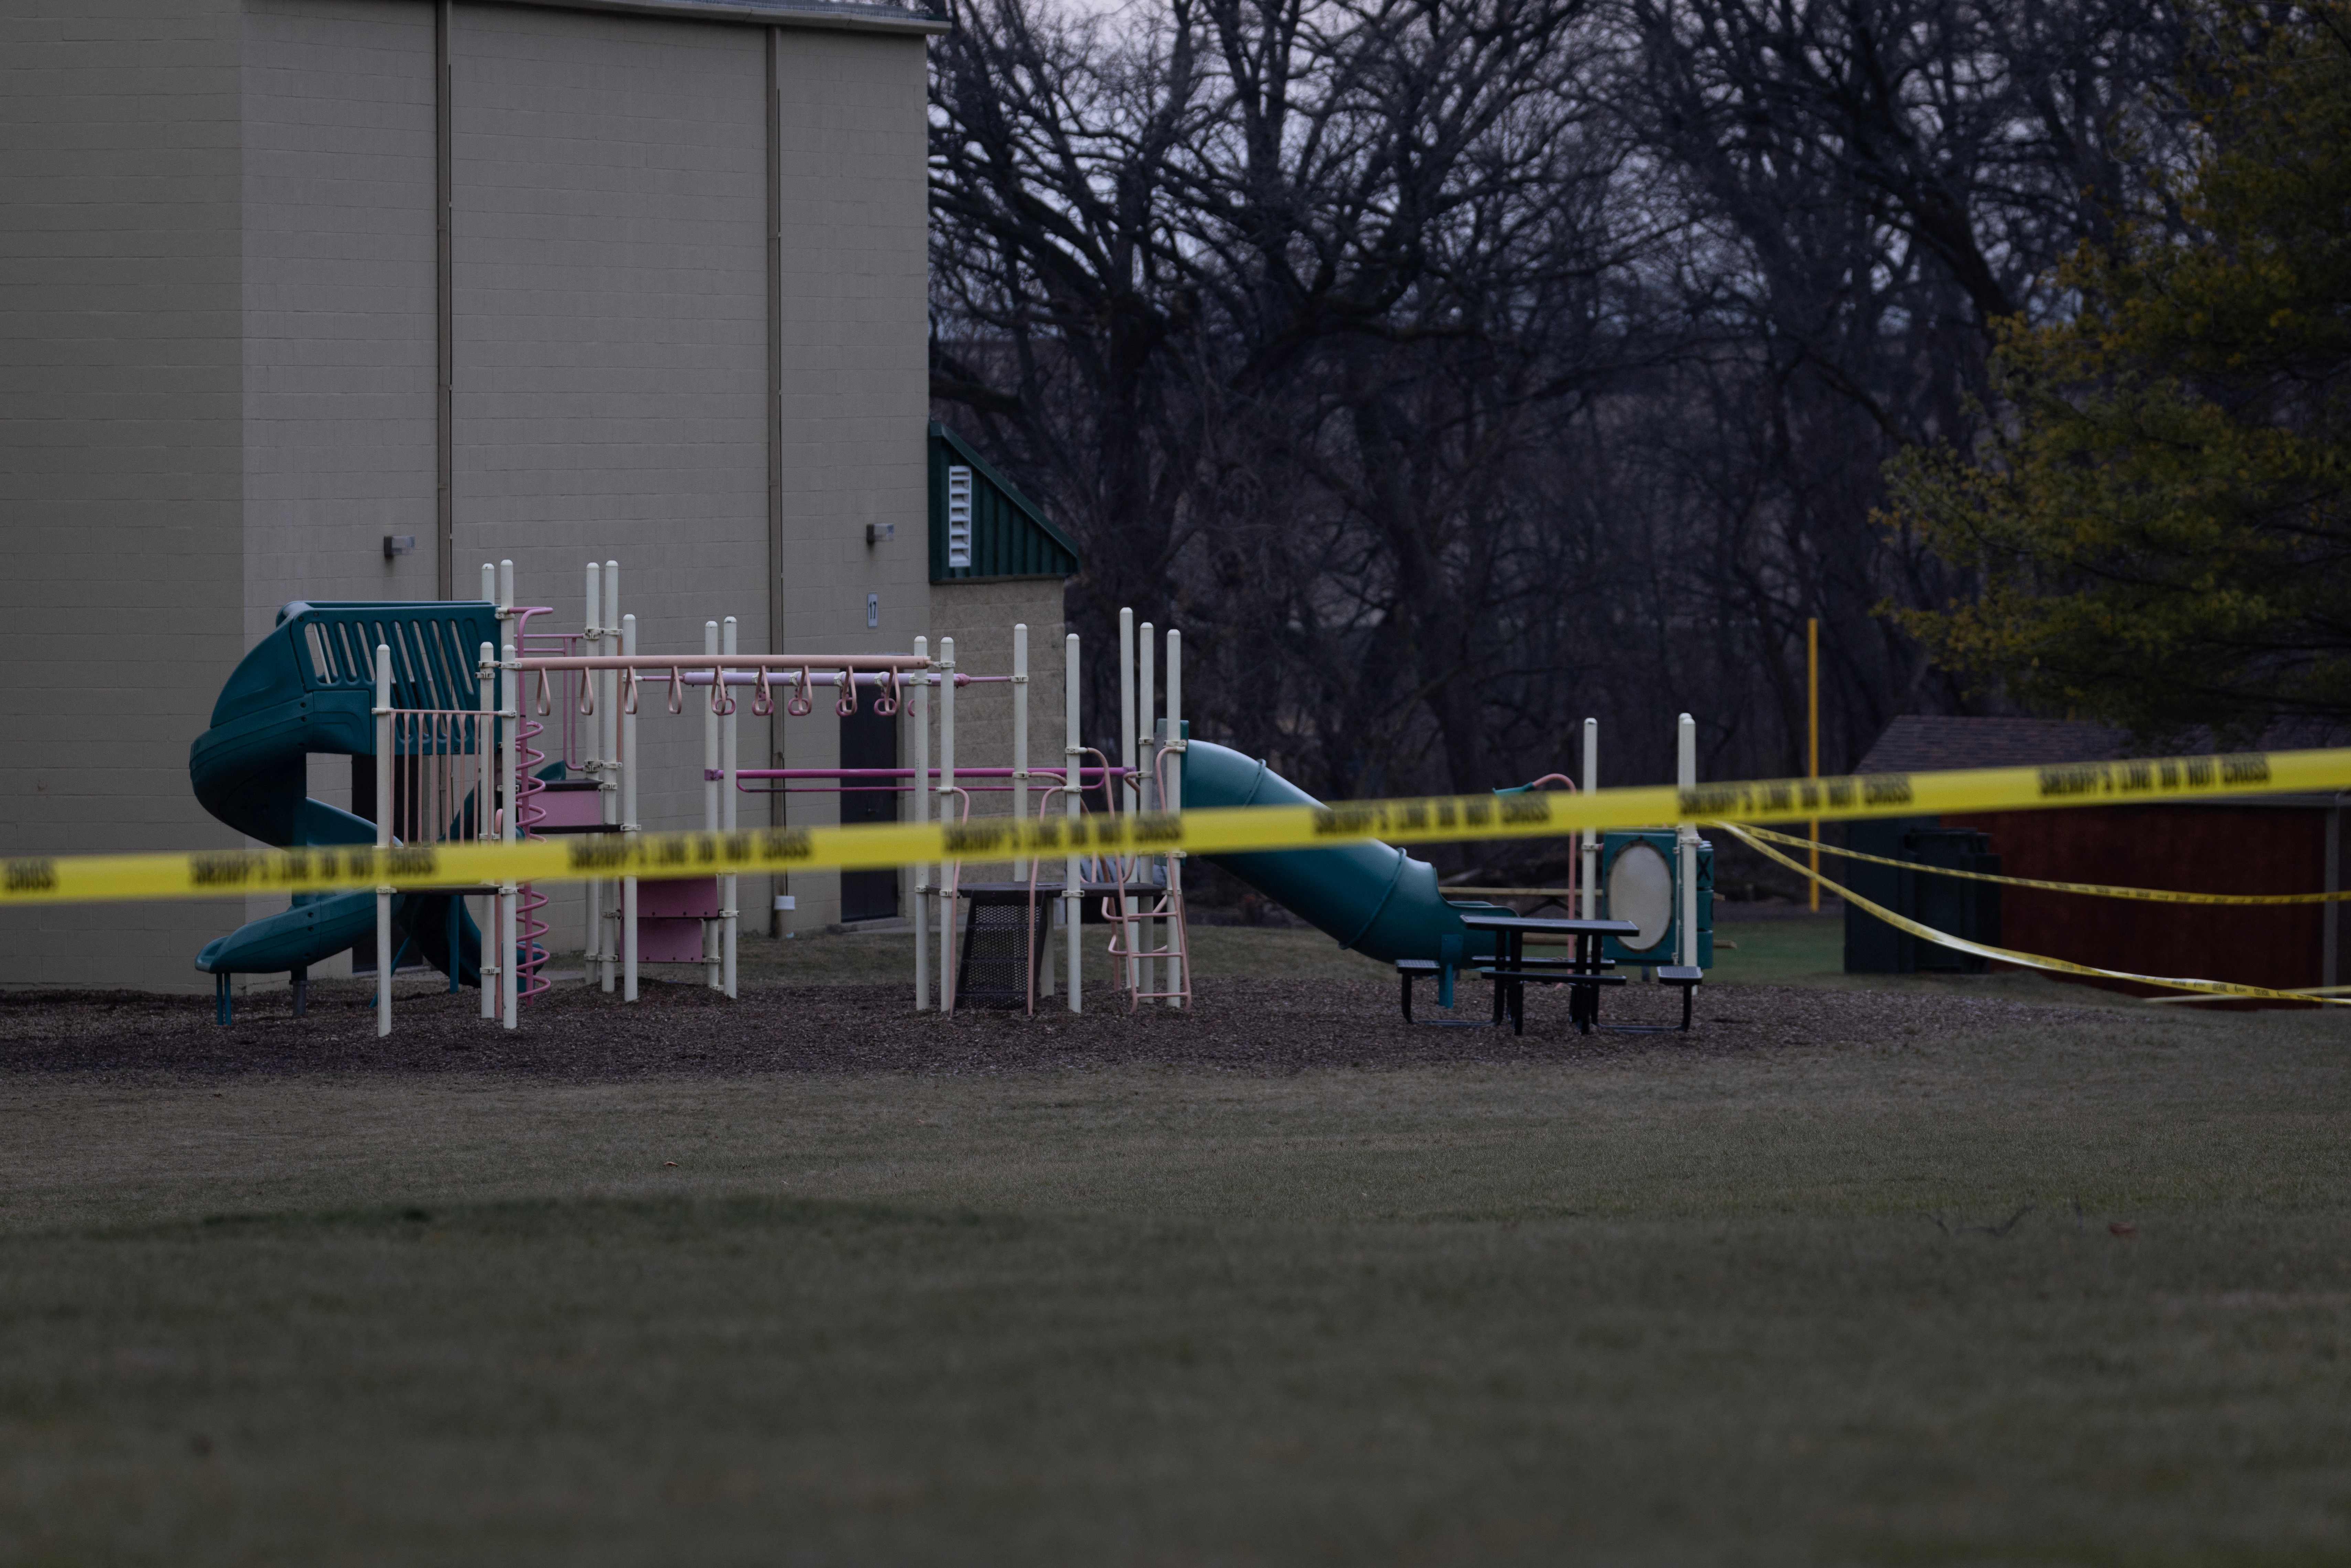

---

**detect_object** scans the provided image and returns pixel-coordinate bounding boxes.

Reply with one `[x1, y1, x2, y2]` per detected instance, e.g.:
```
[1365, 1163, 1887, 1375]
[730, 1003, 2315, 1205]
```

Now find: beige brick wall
[449, 3, 770, 869]
[769, 29, 932, 930]
[239, 0, 439, 976]
[242, 0, 436, 640]
[0, 0, 249, 991]
[0, 0, 942, 983]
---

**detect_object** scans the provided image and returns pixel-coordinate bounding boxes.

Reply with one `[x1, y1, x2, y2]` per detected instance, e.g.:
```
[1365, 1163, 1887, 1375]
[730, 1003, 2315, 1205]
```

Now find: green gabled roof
[928, 422, 1082, 583]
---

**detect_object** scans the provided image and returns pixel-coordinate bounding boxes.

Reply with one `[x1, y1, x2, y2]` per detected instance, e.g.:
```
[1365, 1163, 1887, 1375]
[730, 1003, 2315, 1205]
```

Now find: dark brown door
[839, 703, 899, 921]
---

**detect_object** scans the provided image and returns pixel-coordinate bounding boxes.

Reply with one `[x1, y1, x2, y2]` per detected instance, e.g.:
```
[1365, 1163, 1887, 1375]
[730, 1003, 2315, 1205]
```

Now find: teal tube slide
[190, 601, 500, 984]
[1180, 739, 1500, 966]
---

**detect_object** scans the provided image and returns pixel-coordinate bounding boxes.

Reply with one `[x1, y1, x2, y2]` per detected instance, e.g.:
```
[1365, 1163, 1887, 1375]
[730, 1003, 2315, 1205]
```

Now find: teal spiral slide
[190, 602, 500, 1013]
[1179, 739, 1503, 967]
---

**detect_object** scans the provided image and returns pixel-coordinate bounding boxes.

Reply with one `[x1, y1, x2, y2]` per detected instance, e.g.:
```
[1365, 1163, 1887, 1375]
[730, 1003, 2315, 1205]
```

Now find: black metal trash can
[1842, 819, 2002, 973]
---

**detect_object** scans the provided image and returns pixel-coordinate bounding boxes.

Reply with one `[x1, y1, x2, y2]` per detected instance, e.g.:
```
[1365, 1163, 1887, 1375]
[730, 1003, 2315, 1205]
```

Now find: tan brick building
[1, 0, 1066, 989]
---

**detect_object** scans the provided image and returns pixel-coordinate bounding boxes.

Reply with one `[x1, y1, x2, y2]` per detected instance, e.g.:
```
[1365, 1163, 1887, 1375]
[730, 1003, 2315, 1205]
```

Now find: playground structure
[190, 563, 1209, 1030]
[189, 561, 1714, 1033]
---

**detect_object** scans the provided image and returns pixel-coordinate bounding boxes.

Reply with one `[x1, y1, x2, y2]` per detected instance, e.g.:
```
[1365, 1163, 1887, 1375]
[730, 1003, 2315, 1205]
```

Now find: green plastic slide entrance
[188, 601, 500, 984]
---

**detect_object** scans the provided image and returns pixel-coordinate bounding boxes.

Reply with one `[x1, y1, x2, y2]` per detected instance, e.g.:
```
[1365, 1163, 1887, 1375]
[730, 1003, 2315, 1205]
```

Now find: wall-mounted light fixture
[383, 534, 417, 560]
[865, 522, 894, 546]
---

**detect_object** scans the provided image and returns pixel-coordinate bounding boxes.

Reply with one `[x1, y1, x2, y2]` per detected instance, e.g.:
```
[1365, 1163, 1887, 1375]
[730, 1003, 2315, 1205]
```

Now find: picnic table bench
[1452, 913, 1702, 1035]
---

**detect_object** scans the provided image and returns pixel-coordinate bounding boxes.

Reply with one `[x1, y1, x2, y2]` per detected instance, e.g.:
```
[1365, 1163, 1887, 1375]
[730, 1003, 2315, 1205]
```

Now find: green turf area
[1708, 910, 1847, 986]
[1708, 910, 2163, 1009]
[4, 1002, 2349, 1563]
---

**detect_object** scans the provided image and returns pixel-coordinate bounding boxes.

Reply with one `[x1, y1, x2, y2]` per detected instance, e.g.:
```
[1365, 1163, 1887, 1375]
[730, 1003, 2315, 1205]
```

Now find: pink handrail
[716, 766, 1130, 780]
[513, 653, 929, 672]
[1512, 773, 1580, 909]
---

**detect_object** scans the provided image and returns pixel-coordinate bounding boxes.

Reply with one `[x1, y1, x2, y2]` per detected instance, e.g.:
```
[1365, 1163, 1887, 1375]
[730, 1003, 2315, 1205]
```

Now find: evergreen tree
[1890, 2, 2351, 744]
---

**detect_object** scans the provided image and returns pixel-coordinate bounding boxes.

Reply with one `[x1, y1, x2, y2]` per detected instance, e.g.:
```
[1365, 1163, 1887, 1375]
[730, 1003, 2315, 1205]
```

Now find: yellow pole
[1807, 616, 1820, 912]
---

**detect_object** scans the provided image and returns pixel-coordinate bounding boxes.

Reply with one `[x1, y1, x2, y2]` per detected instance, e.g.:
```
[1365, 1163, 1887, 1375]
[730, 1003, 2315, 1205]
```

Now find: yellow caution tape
[1734, 822, 2351, 905]
[2147, 985, 2351, 1003]
[1717, 822, 2351, 1007]
[2, 745, 2348, 908]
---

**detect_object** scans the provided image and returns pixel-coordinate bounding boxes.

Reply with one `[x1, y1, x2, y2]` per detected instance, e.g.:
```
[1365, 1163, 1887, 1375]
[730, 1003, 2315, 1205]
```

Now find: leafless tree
[929, 0, 2190, 877]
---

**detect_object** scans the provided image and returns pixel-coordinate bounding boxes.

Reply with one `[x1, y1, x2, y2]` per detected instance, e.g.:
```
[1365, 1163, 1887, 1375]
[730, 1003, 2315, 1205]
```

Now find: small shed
[1844, 717, 2349, 1001]
[927, 423, 1082, 584]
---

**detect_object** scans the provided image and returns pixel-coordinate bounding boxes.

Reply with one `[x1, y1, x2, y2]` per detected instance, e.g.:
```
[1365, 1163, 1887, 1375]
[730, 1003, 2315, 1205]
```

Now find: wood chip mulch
[0, 975, 2088, 1081]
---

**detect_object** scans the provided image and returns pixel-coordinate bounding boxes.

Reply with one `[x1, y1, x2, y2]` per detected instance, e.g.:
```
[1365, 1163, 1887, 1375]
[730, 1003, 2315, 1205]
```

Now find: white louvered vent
[946, 465, 974, 569]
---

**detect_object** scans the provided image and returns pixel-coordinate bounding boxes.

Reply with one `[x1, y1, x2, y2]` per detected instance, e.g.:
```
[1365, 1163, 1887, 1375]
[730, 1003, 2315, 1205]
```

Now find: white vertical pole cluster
[1011, 623, 1028, 884]
[1676, 712, 1698, 969]
[938, 634, 957, 1011]
[1138, 621, 1157, 999]
[704, 619, 722, 992]
[1064, 631, 1082, 1014]
[439, 557, 759, 1023]
[622, 610, 639, 1003]
[583, 563, 602, 976]
[722, 614, 739, 1001]
[1116, 611, 1139, 998]
[1097, 608, 1190, 1012]
[477, 638, 498, 1021]
[911, 634, 930, 1009]
[1164, 628, 1184, 1006]
[600, 561, 620, 993]
[479, 549, 497, 1014]
[1118, 609, 1138, 998]
[374, 642, 394, 1039]
[1580, 717, 1599, 921]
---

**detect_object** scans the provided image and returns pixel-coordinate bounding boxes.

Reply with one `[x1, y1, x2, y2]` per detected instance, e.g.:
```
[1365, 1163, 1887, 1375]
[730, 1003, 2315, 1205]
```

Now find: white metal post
[939, 635, 956, 1013]
[722, 614, 739, 1001]
[1581, 717, 1599, 921]
[600, 560, 620, 992]
[1065, 631, 1082, 1014]
[1012, 623, 1028, 884]
[480, 552, 496, 995]
[375, 643, 394, 1039]
[497, 564, 519, 1027]
[704, 619, 722, 991]
[1139, 622, 1157, 1000]
[584, 561, 603, 977]
[1118, 608, 1138, 999]
[622, 612, 639, 1002]
[1165, 627, 1183, 1007]
[1677, 712, 1698, 969]
[501, 638, 520, 1030]
[911, 635, 930, 1010]
[478, 641, 497, 1020]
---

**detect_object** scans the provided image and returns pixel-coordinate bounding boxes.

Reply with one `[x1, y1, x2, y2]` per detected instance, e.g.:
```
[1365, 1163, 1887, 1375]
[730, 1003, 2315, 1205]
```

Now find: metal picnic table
[1457, 913, 1641, 1036]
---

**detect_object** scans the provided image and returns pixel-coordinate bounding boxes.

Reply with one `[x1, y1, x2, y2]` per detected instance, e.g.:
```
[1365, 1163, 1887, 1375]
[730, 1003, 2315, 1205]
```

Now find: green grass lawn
[1708, 908, 1848, 986]
[3, 985, 2348, 1563]
[1711, 909, 2164, 1008]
